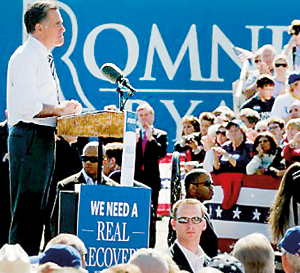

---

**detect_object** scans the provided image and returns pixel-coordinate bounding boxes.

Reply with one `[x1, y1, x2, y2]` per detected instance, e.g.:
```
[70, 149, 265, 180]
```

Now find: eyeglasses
[81, 156, 98, 163]
[190, 180, 212, 187]
[255, 59, 261, 64]
[176, 216, 203, 224]
[275, 63, 287, 68]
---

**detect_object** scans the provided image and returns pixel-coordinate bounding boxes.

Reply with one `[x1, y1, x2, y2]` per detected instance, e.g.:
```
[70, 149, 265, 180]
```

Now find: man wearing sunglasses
[169, 199, 210, 273]
[57, 141, 100, 191]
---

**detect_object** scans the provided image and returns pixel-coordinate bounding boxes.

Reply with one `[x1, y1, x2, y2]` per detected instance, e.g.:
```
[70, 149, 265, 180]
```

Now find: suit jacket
[169, 241, 210, 273]
[134, 127, 167, 191]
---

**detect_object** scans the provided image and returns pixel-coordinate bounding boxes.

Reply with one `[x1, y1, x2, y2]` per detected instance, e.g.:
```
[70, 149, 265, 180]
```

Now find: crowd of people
[4, 0, 300, 272]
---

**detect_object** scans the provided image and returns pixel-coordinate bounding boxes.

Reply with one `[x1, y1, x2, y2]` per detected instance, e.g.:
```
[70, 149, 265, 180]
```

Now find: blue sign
[0, 0, 298, 151]
[77, 185, 151, 272]
[121, 110, 137, 186]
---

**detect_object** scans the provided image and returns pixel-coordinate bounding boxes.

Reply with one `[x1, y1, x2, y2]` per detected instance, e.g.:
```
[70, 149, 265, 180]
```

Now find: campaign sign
[77, 185, 151, 272]
[121, 110, 137, 186]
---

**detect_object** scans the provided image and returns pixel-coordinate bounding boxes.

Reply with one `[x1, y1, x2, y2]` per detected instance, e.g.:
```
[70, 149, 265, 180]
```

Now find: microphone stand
[116, 82, 135, 111]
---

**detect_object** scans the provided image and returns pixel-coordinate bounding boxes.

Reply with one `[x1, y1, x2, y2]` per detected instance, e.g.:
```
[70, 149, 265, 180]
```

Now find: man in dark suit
[169, 199, 210, 273]
[134, 103, 167, 216]
[134, 103, 167, 248]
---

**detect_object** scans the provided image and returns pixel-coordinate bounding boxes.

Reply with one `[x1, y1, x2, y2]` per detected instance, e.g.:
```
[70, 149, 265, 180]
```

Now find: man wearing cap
[283, 20, 300, 72]
[271, 72, 300, 120]
[241, 74, 275, 120]
[279, 226, 300, 273]
[169, 198, 210, 273]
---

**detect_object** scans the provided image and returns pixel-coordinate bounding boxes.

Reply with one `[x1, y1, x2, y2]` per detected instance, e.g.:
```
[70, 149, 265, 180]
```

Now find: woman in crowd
[272, 55, 289, 98]
[283, 118, 300, 167]
[246, 132, 285, 177]
[174, 115, 204, 169]
[212, 119, 253, 209]
[269, 162, 300, 244]
[202, 123, 228, 172]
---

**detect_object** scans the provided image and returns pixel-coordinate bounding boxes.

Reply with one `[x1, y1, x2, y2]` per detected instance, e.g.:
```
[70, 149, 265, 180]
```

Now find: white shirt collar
[28, 35, 50, 58]
[82, 169, 96, 185]
[175, 239, 205, 273]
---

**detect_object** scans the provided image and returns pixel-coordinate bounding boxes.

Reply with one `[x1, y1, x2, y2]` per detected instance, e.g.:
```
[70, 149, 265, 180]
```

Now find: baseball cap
[208, 253, 245, 273]
[288, 72, 300, 85]
[279, 226, 300, 255]
[225, 119, 247, 133]
[33, 244, 82, 268]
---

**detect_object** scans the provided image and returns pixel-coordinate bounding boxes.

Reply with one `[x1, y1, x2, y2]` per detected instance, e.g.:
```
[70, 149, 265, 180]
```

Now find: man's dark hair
[199, 112, 215, 124]
[104, 143, 123, 166]
[184, 169, 211, 195]
[256, 74, 274, 89]
[24, 1, 58, 34]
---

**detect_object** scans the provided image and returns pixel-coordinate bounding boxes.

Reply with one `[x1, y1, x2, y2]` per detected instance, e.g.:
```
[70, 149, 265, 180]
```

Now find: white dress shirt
[175, 239, 205, 273]
[7, 35, 58, 127]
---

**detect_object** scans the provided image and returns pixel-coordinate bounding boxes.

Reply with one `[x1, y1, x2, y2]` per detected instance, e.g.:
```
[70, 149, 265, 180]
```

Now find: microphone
[101, 63, 136, 94]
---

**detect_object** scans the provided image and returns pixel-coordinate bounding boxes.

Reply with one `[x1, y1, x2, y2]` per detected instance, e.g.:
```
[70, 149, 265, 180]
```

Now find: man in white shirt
[6, 1, 81, 255]
[169, 199, 210, 273]
[271, 72, 300, 120]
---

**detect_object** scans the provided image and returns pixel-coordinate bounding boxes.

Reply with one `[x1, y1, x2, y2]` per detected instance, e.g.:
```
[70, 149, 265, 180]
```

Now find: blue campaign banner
[1, 0, 299, 150]
[77, 185, 151, 272]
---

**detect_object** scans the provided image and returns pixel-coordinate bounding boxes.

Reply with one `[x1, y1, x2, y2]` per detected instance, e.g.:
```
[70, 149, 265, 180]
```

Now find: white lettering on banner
[266, 26, 289, 54]
[88, 247, 136, 267]
[106, 202, 130, 217]
[160, 100, 203, 141]
[83, 23, 139, 80]
[127, 118, 136, 124]
[91, 201, 105, 216]
[131, 203, 138, 217]
[140, 24, 205, 81]
[209, 24, 242, 82]
[245, 26, 264, 53]
[97, 221, 130, 242]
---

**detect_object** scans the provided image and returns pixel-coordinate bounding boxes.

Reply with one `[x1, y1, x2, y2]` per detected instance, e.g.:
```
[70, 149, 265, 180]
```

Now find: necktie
[48, 53, 60, 103]
[142, 131, 147, 154]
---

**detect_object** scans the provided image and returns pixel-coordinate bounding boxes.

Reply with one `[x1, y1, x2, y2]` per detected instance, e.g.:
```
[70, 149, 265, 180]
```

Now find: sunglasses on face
[290, 28, 300, 36]
[190, 180, 212, 187]
[81, 156, 98, 163]
[217, 130, 226, 136]
[275, 63, 287, 68]
[176, 216, 203, 224]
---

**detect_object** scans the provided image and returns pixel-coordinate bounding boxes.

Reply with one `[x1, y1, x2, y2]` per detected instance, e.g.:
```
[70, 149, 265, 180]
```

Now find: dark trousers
[8, 122, 55, 255]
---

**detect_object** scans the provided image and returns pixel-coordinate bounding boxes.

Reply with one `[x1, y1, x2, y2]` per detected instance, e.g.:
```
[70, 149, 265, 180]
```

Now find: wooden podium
[56, 110, 124, 184]
[56, 111, 124, 138]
